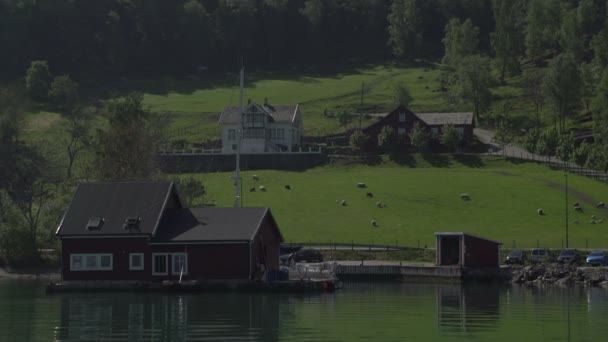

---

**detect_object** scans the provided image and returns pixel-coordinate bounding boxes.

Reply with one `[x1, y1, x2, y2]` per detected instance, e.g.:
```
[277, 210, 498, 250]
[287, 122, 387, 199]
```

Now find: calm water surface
[1, 280, 607, 341]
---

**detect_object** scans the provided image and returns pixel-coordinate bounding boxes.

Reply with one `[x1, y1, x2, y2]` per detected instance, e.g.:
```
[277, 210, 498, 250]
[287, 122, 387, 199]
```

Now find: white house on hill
[219, 99, 303, 153]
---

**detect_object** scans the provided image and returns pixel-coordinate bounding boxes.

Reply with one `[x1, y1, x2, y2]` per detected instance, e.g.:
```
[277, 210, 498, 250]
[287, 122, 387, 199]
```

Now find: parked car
[585, 250, 608, 266]
[557, 249, 581, 264]
[292, 249, 323, 263]
[530, 248, 552, 263]
[505, 249, 526, 265]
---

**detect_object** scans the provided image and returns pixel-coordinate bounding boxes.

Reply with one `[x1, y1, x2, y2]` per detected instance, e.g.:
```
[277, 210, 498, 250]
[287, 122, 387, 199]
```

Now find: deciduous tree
[542, 53, 581, 132]
[442, 18, 479, 67]
[387, 0, 420, 60]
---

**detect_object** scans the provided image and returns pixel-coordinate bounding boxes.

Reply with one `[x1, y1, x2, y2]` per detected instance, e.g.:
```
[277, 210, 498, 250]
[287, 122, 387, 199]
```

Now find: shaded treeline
[0, 0, 495, 78]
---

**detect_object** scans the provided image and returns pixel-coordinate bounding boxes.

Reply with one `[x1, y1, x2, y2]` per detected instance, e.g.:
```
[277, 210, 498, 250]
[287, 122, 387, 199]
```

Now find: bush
[377, 126, 395, 149]
[525, 127, 540, 153]
[572, 141, 590, 166]
[349, 130, 368, 150]
[440, 123, 462, 151]
[25, 60, 52, 102]
[48, 75, 79, 110]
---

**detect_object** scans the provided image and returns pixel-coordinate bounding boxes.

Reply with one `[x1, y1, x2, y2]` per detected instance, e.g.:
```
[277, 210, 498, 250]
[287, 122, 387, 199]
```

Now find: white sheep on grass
[597, 202, 605, 208]
[357, 182, 367, 188]
[371, 219, 378, 227]
[376, 202, 384, 208]
[537, 208, 544, 216]
[460, 193, 471, 200]
[259, 185, 266, 192]
[252, 175, 259, 181]
[340, 200, 347, 206]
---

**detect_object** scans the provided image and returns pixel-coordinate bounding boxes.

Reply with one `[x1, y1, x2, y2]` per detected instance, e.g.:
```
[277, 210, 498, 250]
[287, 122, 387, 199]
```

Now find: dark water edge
[1, 279, 608, 342]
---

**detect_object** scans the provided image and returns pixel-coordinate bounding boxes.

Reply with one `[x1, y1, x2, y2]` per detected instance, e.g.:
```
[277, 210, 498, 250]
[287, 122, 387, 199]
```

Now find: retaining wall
[157, 152, 327, 173]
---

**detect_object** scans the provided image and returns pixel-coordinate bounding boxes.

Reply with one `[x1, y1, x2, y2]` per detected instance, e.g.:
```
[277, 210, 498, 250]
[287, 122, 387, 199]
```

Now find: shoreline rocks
[511, 264, 608, 287]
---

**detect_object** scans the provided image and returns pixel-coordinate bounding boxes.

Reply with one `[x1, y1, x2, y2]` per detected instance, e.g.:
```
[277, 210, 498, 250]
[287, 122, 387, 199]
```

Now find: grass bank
[179, 155, 608, 249]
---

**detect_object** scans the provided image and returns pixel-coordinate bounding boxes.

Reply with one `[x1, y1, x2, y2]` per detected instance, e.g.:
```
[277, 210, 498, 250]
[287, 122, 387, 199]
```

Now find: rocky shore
[511, 264, 608, 287]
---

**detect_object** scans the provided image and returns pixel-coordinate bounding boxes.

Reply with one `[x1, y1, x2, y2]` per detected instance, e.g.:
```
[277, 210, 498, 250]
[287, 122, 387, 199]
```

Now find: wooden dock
[46, 278, 340, 294]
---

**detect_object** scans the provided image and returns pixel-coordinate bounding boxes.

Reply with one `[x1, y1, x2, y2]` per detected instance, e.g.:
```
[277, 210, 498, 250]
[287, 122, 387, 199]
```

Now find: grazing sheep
[599, 219, 605, 223]
[340, 200, 347, 206]
[371, 220, 378, 227]
[591, 219, 597, 224]
[574, 206, 583, 212]
[537, 208, 544, 216]
[591, 215, 597, 220]
[249, 187, 256, 192]
[366, 192, 374, 198]
[252, 175, 259, 181]
[573, 202, 580, 207]
[285, 184, 291, 190]
[259, 185, 266, 192]
[597, 202, 606, 208]
[357, 182, 367, 188]
[376, 201, 384, 208]
[460, 193, 471, 200]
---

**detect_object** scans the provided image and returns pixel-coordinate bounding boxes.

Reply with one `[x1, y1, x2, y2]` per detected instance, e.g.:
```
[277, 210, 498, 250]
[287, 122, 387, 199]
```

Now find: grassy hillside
[179, 155, 608, 249]
[114, 64, 453, 143]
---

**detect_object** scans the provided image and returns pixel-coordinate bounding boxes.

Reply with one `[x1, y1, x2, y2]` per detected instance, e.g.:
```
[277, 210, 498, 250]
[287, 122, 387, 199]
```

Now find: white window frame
[399, 112, 406, 122]
[152, 253, 169, 276]
[172, 253, 188, 275]
[70, 254, 113, 271]
[129, 253, 144, 271]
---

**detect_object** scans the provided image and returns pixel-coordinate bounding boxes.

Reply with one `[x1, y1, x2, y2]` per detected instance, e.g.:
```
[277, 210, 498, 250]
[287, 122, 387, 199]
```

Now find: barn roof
[56, 181, 179, 237]
[435, 232, 503, 245]
[219, 103, 299, 124]
[414, 112, 474, 126]
[151, 207, 284, 243]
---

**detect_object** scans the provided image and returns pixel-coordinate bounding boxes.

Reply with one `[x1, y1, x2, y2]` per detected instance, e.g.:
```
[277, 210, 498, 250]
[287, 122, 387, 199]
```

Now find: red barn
[55, 182, 284, 282]
[435, 232, 502, 268]
[362, 105, 474, 151]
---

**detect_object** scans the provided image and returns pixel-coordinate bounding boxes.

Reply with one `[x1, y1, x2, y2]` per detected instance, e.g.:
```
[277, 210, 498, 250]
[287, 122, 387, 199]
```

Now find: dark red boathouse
[55, 182, 283, 282]
[435, 232, 502, 268]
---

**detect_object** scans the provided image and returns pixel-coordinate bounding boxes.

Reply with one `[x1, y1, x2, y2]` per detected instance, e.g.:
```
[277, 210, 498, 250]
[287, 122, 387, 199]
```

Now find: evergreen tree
[25, 61, 52, 102]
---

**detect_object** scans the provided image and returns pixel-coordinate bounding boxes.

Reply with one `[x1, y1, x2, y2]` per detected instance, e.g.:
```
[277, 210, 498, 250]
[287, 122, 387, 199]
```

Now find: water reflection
[437, 284, 500, 333]
[55, 293, 281, 341]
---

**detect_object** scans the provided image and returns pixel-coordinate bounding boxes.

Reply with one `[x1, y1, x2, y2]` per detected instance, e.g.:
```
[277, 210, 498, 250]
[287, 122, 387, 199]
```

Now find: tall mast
[235, 67, 244, 208]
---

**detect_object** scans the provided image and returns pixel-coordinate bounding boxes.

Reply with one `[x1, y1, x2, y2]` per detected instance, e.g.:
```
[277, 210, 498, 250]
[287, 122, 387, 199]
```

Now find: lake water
[1, 280, 607, 341]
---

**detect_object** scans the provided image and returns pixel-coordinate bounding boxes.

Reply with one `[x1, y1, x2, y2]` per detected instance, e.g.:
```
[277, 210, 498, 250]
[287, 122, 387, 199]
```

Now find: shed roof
[152, 207, 283, 243]
[56, 182, 178, 237]
[434, 232, 503, 245]
[219, 103, 298, 124]
[414, 112, 474, 126]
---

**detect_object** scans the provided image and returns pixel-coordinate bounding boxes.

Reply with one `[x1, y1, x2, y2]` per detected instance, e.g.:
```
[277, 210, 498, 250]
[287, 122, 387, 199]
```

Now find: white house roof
[414, 112, 473, 126]
[219, 103, 299, 124]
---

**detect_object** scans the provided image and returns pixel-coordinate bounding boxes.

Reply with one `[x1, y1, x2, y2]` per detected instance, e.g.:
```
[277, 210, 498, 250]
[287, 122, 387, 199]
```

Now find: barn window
[152, 254, 168, 275]
[398, 128, 406, 137]
[399, 112, 406, 122]
[172, 253, 188, 275]
[431, 127, 439, 139]
[130, 253, 144, 270]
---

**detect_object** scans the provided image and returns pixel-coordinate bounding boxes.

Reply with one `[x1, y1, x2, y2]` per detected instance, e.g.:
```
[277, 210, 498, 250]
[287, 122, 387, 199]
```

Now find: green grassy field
[136, 65, 453, 143]
[178, 155, 608, 249]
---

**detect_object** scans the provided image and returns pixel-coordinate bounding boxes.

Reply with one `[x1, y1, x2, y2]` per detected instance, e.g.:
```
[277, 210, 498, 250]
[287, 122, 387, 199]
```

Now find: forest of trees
[0, 0, 500, 78]
[2, 0, 608, 265]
